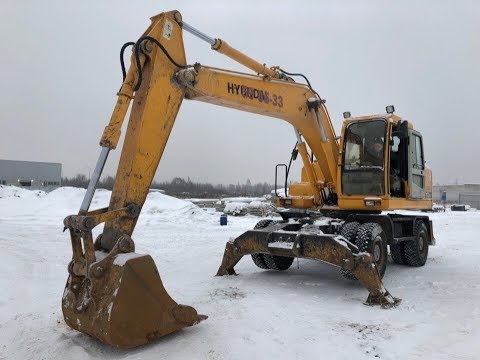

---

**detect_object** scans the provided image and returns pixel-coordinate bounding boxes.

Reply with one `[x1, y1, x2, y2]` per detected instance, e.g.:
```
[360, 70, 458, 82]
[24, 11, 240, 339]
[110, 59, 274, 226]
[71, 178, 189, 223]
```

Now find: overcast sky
[1, 0, 478, 185]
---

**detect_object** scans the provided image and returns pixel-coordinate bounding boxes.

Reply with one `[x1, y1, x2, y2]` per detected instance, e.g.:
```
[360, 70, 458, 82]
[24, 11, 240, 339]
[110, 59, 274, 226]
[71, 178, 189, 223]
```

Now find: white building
[0, 159, 62, 191]
[433, 184, 480, 209]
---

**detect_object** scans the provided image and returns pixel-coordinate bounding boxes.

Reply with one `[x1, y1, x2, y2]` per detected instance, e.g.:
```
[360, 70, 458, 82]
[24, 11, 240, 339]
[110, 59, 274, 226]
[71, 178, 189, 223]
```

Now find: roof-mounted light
[386, 105, 395, 114]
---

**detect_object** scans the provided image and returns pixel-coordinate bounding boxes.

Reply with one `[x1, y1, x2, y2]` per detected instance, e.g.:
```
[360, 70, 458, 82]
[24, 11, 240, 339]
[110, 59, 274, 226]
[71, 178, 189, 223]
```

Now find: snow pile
[0, 184, 46, 199]
[0, 185, 214, 218]
[142, 191, 215, 223]
[222, 196, 273, 215]
[432, 203, 446, 212]
[223, 201, 250, 214]
[222, 197, 267, 203]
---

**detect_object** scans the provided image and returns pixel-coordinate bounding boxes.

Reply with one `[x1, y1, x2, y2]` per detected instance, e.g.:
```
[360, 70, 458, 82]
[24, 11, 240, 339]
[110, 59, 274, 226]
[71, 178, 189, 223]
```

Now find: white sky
[1, 0, 479, 185]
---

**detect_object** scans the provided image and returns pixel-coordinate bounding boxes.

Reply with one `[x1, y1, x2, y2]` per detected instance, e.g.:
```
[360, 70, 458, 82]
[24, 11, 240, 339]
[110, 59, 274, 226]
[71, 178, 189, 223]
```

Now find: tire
[404, 220, 429, 267]
[250, 219, 293, 271]
[390, 243, 407, 265]
[251, 253, 269, 269]
[264, 254, 294, 270]
[355, 222, 388, 279]
[338, 221, 360, 280]
[253, 219, 275, 230]
[250, 220, 275, 269]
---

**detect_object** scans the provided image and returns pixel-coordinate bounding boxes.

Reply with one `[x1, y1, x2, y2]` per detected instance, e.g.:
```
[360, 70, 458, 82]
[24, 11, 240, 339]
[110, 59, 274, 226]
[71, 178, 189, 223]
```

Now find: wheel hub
[373, 236, 382, 262]
[418, 232, 425, 251]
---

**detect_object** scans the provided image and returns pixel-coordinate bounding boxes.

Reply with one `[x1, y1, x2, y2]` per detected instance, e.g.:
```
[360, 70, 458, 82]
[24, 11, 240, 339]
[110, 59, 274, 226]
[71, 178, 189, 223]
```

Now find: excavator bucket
[62, 253, 207, 348]
[216, 223, 400, 307]
[62, 220, 206, 349]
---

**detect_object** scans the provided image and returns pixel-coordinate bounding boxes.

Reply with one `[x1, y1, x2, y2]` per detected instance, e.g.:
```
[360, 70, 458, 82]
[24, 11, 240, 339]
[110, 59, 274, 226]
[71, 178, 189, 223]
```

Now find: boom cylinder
[182, 21, 215, 45]
[211, 39, 278, 78]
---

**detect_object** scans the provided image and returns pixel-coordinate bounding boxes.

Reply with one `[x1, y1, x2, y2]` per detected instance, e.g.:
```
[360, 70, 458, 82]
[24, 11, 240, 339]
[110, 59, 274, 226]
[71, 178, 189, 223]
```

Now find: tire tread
[404, 221, 429, 267]
[338, 221, 360, 280]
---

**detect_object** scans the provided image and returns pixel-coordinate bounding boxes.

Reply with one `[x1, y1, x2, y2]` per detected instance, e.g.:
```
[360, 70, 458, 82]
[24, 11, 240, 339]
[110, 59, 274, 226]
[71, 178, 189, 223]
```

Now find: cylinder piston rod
[182, 21, 215, 45]
[79, 147, 109, 214]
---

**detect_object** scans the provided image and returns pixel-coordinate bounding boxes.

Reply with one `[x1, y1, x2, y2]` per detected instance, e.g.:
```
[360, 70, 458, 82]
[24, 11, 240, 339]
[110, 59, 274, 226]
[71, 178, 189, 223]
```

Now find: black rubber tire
[338, 221, 360, 280]
[355, 222, 388, 279]
[404, 220, 429, 267]
[339, 221, 361, 243]
[250, 219, 294, 271]
[390, 243, 407, 265]
[253, 219, 275, 230]
[251, 253, 270, 269]
[264, 253, 294, 270]
[250, 220, 275, 269]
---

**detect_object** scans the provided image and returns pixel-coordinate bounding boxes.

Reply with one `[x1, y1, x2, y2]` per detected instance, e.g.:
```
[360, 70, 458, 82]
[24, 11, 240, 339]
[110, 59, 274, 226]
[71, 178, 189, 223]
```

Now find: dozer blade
[216, 228, 400, 307]
[62, 253, 207, 349]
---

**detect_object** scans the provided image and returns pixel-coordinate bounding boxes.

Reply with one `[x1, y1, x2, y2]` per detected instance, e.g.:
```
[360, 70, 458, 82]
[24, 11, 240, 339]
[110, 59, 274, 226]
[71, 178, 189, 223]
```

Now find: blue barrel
[220, 214, 228, 226]
[441, 191, 447, 202]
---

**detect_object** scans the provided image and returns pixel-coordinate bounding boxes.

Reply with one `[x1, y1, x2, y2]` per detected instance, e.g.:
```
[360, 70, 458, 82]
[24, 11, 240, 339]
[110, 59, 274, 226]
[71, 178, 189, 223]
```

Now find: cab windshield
[342, 119, 386, 196]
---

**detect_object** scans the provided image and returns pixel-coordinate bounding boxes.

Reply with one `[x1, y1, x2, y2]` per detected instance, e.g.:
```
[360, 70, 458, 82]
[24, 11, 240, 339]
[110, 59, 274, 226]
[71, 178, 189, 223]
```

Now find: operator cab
[341, 108, 427, 201]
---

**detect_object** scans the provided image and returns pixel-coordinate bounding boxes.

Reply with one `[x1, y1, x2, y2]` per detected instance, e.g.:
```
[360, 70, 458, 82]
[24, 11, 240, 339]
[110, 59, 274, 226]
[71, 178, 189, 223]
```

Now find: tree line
[61, 174, 275, 198]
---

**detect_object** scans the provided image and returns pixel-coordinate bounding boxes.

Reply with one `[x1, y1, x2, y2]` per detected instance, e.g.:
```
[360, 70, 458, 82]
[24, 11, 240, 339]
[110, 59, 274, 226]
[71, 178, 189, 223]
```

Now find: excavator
[62, 10, 435, 349]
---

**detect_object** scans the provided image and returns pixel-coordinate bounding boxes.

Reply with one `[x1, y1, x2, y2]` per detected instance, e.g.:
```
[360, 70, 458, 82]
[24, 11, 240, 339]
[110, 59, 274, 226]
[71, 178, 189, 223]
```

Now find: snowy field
[0, 186, 479, 359]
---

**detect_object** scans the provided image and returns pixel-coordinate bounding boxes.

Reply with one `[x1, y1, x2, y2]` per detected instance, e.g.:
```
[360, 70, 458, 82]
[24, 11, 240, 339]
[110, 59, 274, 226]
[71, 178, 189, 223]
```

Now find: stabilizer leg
[216, 229, 400, 307]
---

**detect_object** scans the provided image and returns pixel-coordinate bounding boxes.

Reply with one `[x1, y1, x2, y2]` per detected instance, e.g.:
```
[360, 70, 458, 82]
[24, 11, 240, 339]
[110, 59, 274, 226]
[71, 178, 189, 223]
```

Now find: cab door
[408, 130, 426, 199]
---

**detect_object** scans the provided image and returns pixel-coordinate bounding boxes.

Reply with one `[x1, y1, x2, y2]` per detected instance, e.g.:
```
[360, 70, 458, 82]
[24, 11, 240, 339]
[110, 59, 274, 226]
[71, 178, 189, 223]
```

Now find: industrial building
[0, 159, 62, 191]
[433, 184, 480, 209]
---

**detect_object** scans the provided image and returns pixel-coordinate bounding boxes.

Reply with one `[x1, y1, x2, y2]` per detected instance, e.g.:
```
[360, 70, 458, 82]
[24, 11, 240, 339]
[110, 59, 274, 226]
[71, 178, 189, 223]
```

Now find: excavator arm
[62, 10, 398, 350]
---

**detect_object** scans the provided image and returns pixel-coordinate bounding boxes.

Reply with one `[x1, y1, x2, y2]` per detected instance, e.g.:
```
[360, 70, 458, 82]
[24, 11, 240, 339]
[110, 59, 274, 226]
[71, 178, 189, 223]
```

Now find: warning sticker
[163, 20, 173, 40]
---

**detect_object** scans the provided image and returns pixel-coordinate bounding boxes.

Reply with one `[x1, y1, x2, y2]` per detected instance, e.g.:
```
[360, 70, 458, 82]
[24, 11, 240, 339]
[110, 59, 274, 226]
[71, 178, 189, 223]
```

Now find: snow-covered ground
[0, 186, 479, 359]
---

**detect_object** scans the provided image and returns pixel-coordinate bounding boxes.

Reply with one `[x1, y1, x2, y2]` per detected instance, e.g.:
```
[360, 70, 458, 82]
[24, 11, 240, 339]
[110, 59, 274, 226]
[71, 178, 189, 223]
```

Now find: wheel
[264, 254, 294, 270]
[250, 220, 275, 269]
[338, 221, 360, 280]
[250, 219, 294, 271]
[404, 220, 429, 267]
[251, 253, 269, 269]
[355, 222, 388, 278]
[253, 219, 275, 229]
[339, 221, 361, 243]
[390, 243, 407, 265]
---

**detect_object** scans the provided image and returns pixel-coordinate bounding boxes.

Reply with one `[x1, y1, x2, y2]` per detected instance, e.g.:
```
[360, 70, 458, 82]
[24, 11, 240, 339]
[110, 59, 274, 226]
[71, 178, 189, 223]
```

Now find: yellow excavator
[62, 10, 435, 349]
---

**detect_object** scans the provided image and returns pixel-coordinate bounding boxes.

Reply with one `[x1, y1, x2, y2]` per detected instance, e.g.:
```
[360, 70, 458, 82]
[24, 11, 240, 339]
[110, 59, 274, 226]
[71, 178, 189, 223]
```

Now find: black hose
[278, 68, 313, 88]
[285, 142, 298, 187]
[133, 35, 192, 91]
[120, 42, 135, 81]
[278, 68, 324, 102]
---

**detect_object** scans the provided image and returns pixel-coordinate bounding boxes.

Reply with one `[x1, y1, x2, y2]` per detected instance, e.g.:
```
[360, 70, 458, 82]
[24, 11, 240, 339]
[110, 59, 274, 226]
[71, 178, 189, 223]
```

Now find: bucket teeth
[365, 290, 401, 308]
